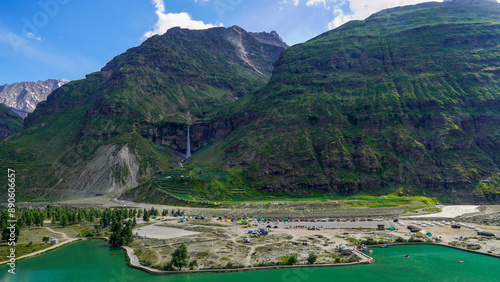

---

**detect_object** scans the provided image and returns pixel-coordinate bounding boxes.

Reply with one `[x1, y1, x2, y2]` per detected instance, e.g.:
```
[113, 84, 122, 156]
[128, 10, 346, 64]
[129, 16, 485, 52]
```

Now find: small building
[50, 237, 59, 245]
[339, 244, 352, 255]
[416, 230, 428, 237]
[377, 224, 385, 230]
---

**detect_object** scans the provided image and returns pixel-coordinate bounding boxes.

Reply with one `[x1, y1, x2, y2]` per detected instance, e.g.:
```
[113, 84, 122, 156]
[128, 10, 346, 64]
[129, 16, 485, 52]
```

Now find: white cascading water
[185, 125, 191, 158]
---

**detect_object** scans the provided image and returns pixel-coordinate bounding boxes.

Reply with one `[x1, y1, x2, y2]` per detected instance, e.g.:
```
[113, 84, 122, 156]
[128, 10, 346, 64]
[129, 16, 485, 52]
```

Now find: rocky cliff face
[249, 31, 289, 49]
[141, 112, 255, 154]
[0, 79, 68, 117]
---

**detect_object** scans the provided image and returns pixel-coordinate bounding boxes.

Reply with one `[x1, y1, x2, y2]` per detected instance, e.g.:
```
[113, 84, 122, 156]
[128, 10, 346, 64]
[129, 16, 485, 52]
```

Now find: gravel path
[44, 227, 71, 240]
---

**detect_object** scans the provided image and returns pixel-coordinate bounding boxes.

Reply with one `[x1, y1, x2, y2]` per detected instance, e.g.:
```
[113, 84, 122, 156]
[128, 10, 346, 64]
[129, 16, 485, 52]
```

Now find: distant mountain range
[0, 79, 68, 117]
[1, 0, 500, 203]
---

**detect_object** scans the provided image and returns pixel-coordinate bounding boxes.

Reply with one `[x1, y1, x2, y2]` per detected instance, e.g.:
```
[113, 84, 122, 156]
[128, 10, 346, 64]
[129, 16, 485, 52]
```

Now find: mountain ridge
[188, 0, 500, 203]
[0, 79, 68, 118]
[0, 26, 287, 200]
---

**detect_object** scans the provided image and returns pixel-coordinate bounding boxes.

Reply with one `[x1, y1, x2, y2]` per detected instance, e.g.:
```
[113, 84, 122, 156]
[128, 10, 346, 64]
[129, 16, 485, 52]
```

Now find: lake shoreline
[122, 241, 500, 275]
[122, 245, 374, 275]
[0, 238, 81, 266]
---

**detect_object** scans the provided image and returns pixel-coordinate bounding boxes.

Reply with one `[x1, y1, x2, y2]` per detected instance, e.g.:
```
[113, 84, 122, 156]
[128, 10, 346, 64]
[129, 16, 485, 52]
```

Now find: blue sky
[0, 0, 457, 85]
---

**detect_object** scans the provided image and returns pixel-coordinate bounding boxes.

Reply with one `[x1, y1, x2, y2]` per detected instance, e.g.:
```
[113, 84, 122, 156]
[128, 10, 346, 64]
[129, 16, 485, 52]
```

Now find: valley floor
[125, 215, 500, 271]
[11, 197, 500, 271]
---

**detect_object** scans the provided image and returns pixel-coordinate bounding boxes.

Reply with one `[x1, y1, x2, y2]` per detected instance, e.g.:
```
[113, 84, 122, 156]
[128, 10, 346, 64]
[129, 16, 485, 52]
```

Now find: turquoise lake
[1, 240, 499, 281]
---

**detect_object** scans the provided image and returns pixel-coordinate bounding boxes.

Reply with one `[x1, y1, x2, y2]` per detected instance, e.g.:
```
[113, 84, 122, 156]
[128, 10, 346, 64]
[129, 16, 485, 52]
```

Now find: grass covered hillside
[192, 0, 500, 203]
[0, 26, 287, 200]
[0, 104, 22, 139]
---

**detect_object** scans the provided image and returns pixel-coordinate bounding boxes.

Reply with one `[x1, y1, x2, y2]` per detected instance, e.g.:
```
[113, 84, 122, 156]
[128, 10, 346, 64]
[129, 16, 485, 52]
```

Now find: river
[1, 240, 499, 281]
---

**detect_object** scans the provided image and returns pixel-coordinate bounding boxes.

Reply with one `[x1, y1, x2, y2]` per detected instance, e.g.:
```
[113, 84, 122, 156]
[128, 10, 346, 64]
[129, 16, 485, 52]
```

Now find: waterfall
[186, 125, 191, 158]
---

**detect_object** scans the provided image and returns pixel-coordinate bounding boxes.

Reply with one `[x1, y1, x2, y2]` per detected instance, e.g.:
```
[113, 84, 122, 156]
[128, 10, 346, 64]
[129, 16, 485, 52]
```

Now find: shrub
[360, 240, 378, 245]
[163, 262, 174, 271]
[189, 259, 198, 270]
[395, 237, 407, 243]
[307, 253, 318, 264]
[286, 255, 298, 265]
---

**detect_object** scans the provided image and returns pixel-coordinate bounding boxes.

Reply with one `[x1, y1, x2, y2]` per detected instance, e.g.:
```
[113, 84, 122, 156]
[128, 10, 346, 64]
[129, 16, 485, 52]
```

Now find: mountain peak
[249, 30, 289, 49]
[0, 79, 68, 117]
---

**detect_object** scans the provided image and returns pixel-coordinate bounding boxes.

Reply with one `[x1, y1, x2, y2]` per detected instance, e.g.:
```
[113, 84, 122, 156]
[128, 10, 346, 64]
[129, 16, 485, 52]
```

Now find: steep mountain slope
[192, 0, 500, 203]
[0, 79, 67, 117]
[0, 26, 287, 200]
[0, 104, 22, 139]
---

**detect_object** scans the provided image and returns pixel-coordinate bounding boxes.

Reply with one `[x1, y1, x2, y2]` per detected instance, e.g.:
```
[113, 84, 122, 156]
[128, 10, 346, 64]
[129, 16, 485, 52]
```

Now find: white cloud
[289, 1, 451, 29]
[306, 0, 327, 6]
[327, 0, 445, 29]
[142, 0, 222, 40]
[26, 32, 42, 41]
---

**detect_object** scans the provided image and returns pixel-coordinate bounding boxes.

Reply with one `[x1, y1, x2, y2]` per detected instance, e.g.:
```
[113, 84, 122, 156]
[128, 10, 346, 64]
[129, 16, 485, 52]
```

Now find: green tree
[121, 222, 134, 245]
[1, 223, 20, 242]
[170, 243, 190, 270]
[60, 214, 69, 227]
[307, 253, 317, 264]
[109, 222, 124, 247]
[42, 236, 50, 244]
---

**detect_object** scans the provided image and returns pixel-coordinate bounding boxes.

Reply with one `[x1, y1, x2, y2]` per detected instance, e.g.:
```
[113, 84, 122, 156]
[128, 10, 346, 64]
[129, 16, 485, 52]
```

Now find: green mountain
[3, 0, 500, 204]
[0, 26, 287, 200]
[188, 0, 500, 203]
[0, 104, 22, 139]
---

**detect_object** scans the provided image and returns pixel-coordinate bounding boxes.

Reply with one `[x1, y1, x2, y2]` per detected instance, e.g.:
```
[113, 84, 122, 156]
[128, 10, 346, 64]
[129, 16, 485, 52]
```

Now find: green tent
[389, 226, 396, 231]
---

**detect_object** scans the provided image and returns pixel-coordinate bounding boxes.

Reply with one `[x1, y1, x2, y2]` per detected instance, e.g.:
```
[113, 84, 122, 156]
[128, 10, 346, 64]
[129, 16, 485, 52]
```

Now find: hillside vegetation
[192, 0, 500, 203]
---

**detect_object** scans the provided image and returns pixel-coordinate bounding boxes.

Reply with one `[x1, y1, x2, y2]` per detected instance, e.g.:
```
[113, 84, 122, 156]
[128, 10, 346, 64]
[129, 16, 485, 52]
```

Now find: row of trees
[0, 204, 190, 247]
[0, 205, 145, 247]
[140, 208, 185, 222]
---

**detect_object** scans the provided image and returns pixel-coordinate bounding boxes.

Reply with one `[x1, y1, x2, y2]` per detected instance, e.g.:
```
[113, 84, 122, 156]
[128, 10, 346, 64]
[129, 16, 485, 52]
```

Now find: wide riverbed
[1, 240, 499, 281]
